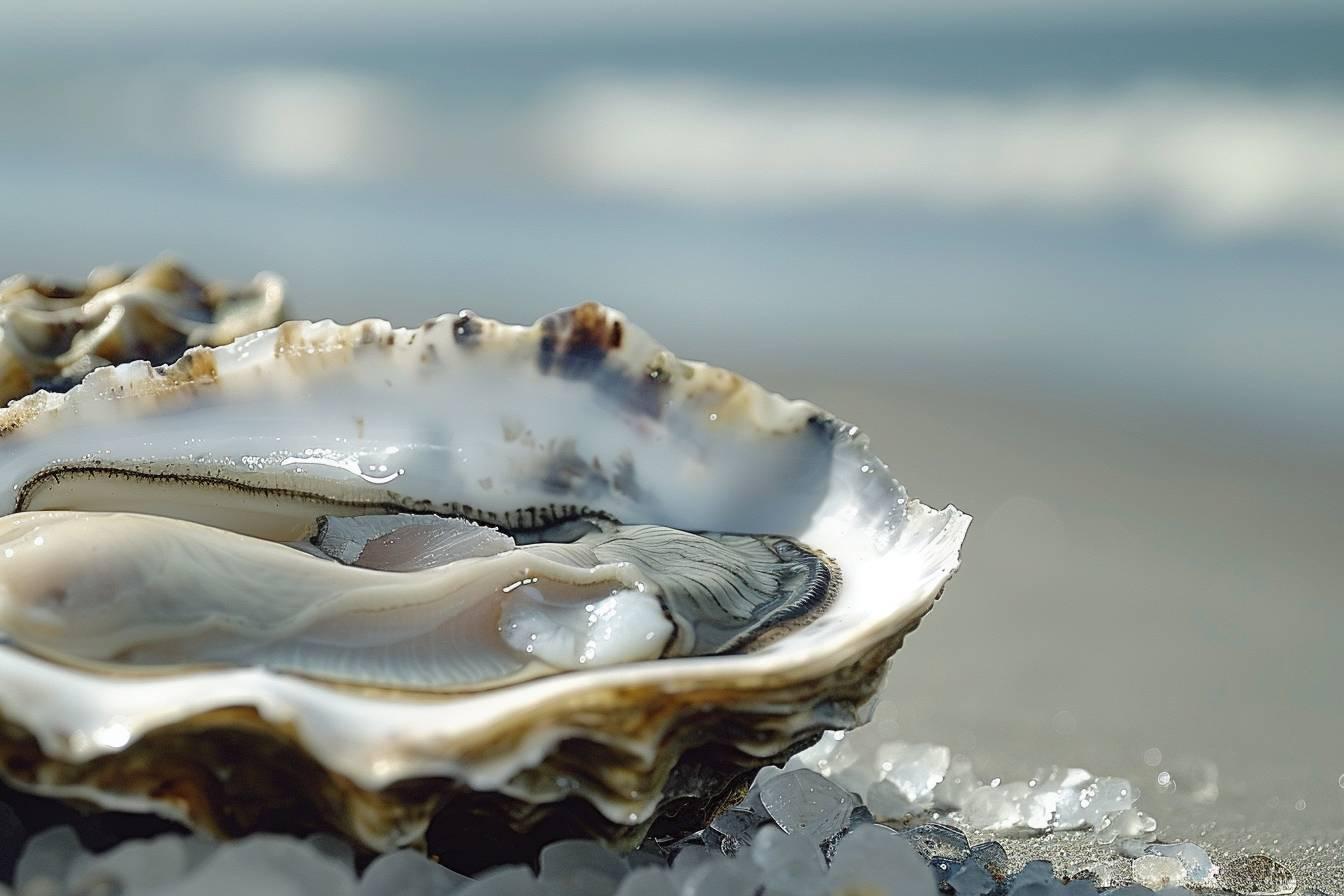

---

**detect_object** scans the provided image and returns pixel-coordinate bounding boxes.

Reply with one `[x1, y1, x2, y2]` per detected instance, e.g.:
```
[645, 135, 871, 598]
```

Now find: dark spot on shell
[453, 312, 484, 347]
[33, 282, 85, 300]
[806, 412, 845, 442]
[612, 453, 641, 501]
[540, 439, 610, 497]
[536, 303, 621, 379]
[537, 316, 560, 375]
[356, 322, 382, 345]
[534, 304, 671, 419]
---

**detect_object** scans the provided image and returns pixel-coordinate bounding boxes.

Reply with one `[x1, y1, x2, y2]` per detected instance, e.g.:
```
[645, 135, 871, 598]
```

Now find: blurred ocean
[1, 0, 1341, 868]
[2, 3, 1342, 441]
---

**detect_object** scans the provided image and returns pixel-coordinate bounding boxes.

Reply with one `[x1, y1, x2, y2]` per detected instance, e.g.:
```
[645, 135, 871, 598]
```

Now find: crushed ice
[0, 733, 1301, 896]
[787, 732, 1158, 840]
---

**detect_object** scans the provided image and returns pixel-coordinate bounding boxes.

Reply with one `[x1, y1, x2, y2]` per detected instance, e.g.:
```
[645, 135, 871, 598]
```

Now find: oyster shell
[0, 302, 970, 865]
[0, 258, 284, 405]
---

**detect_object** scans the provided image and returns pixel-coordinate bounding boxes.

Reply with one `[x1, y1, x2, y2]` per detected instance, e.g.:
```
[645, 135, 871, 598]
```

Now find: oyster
[0, 258, 284, 405]
[0, 303, 969, 865]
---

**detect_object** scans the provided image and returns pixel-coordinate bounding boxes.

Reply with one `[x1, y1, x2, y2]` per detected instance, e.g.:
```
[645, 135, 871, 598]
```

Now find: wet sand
[762, 370, 1344, 886]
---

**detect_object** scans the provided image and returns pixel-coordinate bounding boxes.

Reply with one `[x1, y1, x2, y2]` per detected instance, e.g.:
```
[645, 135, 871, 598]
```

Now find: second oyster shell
[0, 258, 283, 404]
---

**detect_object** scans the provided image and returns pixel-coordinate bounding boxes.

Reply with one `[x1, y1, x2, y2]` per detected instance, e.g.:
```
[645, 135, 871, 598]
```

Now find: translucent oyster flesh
[0, 511, 835, 689]
[0, 302, 970, 858]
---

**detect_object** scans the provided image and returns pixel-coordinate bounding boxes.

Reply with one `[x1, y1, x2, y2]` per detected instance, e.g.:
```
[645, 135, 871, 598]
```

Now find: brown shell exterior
[0, 619, 922, 867]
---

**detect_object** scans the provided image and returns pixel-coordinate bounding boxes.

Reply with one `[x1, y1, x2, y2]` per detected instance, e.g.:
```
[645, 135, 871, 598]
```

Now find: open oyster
[0, 303, 969, 865]
[0, 258, 284, 404]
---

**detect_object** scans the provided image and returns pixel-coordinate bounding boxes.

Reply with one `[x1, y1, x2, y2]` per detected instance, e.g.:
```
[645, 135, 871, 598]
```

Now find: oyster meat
[0, 511, 834, 689]
[0, 302, 970, 865]
[0, 258, 284, 404]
